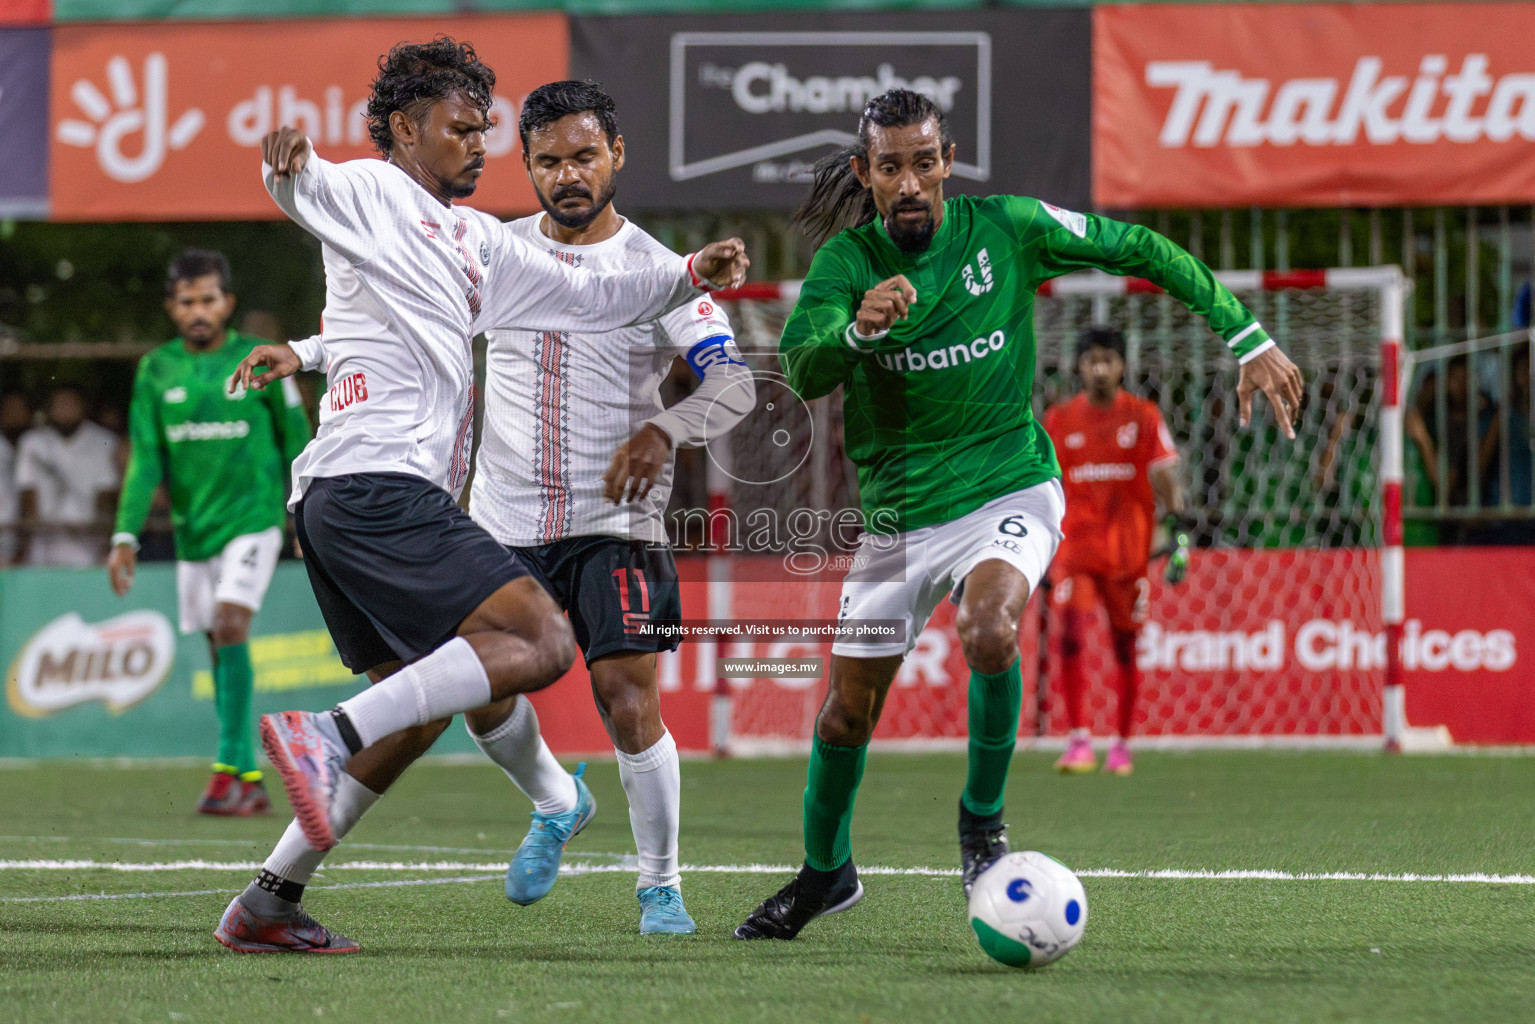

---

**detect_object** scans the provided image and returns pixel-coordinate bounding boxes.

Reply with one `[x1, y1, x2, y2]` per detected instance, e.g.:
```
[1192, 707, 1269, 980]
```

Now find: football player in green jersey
[736, 90, 1302, 940]
[108, 250, 313, 816]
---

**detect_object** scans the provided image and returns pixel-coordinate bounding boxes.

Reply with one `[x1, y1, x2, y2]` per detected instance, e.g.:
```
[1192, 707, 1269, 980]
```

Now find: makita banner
[1093, 2, 1535, 207]
[47, 15, 568, 220]
[571, 10, 1091, 211]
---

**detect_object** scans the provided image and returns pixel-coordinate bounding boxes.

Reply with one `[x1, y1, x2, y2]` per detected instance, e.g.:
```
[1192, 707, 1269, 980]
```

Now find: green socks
[213, 643, 257, 778]
[961, 660, 1023, 818]
[802, 734, 868, 871]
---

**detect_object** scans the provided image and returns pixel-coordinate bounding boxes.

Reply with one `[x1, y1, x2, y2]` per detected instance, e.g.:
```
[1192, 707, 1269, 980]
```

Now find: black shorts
[512, 535, 682, 664]
[295, 473, 528, 672]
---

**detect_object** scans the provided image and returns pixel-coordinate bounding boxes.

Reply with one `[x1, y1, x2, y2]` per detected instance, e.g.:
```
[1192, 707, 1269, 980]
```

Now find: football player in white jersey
[455, 81, 757, 935]
[214, 39, 748, 955]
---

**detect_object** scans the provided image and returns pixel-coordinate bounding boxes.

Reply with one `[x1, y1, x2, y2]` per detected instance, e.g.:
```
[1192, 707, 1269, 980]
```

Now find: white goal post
[702, 267, 1431, 751]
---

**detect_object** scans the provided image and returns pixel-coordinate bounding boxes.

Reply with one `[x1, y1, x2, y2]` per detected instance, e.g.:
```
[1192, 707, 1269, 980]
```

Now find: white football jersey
[471, 214, 756, 545]
[264, 143, 704, 507]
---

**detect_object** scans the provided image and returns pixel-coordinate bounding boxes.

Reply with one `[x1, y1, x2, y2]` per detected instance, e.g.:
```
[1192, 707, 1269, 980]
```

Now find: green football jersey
[115, 332, 312, 561]
[779, 195, 1274, 534]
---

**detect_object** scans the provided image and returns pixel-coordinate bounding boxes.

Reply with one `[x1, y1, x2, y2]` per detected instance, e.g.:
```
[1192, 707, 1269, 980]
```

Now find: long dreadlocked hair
[792, 88, 955, 249]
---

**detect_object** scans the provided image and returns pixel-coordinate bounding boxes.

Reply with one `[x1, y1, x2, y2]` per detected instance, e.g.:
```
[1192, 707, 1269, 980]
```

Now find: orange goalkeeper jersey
[1044, 390, 1178, 577]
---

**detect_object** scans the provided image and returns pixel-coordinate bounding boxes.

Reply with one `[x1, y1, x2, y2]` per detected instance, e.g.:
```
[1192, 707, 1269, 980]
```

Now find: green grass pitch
[2, 750, 1534, 1023]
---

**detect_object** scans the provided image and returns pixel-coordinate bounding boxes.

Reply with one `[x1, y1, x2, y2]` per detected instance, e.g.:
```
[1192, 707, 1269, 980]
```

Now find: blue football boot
[504, 763, 596, 905]
[638, 885, 697, 935]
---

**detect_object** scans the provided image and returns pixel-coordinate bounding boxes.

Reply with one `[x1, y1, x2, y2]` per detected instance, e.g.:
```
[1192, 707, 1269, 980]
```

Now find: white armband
[844, 322, 889, 352]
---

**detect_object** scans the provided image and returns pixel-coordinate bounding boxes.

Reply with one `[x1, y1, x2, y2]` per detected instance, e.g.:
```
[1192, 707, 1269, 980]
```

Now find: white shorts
[831, 480, 1064, 658]
[176, 527, 283, 635]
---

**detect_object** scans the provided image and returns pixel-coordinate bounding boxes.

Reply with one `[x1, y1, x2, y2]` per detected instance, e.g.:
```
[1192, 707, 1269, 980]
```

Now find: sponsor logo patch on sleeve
[1041, 201, 1088, 239]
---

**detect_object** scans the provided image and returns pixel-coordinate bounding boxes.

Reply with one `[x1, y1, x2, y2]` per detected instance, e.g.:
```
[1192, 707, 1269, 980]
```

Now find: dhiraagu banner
[0, 563, 468, 758]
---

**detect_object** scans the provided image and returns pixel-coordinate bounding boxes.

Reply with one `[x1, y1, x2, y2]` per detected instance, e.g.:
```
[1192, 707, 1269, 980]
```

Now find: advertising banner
[1094, 2, 1535, 208]
[721, 548, 1535, 747]
[0, 563, 710, 759]
[0, 28, 50, 217]
[48, 14, 568, 221]
[571, 9, 1091, 211]
[4, 548, 1531, 759]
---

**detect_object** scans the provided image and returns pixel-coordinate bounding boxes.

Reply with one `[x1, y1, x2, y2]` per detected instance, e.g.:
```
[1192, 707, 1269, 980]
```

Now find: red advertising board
[1093, 2, 1535, 208]
[528, 549, 1535, 754]
[48, 16, 568, 220]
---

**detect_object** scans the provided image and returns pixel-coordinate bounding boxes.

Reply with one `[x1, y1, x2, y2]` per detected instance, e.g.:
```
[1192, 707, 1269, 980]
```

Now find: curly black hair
[518, 80, 619, 151]
[366, 37, 496, 157]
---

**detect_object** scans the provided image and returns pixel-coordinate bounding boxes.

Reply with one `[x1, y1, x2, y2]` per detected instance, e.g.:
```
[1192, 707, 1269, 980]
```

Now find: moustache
[464, 158, 485, 173]
[891, 199, 930, 214]
[551, 185, 593, 203]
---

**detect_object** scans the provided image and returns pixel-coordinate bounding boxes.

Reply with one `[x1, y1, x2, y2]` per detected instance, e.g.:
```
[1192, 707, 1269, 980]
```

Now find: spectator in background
[1405, 356, 1497, 510]
[1484, 343, 1532, 513]
[0, 391, 33, 564]
[15, 386, 120, 566]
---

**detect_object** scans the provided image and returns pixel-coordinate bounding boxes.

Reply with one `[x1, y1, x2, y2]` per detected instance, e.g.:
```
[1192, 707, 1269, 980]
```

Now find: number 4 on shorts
[998, 516, 1029, 537]
[241, 546, 260, 569]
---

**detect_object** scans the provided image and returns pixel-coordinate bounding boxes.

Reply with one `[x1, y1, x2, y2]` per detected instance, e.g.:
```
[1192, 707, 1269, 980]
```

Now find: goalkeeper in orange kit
[1043, 327, 1188, 776]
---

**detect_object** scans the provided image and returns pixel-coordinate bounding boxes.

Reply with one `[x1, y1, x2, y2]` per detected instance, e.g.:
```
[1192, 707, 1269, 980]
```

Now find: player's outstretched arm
[482, 233, 748, 335]
[1236, 346, 1304, 439]
[1028, 202, 1302, 437]
[261, 131, 376, 266]
[691, 238, 750, 291]
[777, 245, 875, 401]
[231, 343, 302, 394]
[261, 126, 309, 181]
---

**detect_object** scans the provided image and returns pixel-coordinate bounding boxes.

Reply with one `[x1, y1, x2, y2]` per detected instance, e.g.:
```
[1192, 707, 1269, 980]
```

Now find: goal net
[684, 269, 1406, 751]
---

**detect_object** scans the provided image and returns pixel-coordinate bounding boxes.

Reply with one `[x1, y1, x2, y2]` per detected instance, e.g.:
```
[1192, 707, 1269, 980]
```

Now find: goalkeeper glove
[1163, 514, 1190, 586]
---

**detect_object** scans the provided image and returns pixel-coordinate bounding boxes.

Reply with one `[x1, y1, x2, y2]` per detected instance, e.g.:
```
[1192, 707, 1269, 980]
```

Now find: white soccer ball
[967, 850, 1088, 968]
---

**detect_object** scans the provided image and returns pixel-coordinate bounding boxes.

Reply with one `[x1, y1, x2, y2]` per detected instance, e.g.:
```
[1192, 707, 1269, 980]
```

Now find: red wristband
[685, 252, 706, 289]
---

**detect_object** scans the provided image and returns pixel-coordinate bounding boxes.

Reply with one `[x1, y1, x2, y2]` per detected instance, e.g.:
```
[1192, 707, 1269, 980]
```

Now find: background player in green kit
[735, 90, 1303, 940]
[108, 250, 313, 816]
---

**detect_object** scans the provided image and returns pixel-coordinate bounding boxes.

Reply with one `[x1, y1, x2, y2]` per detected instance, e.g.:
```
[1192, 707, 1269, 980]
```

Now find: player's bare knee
[957, 607, 1019, 675]
[530, 613, 577, 690]
[210, 606, 251, 647]
[816, 699, 872, 747]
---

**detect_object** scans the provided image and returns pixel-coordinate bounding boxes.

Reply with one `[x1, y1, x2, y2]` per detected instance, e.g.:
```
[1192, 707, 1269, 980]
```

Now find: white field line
[0, 836, 636, 859]
[0, 874, 500, 904]
[4, 859, 1535, 885]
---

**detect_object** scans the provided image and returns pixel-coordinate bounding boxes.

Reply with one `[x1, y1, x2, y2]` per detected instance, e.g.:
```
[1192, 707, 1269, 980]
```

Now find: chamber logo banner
[669, 31, 991, 185]
[7, 610, 175, 718]
[1094, 2, 1535, 207]
[573, 10, 1090, 211]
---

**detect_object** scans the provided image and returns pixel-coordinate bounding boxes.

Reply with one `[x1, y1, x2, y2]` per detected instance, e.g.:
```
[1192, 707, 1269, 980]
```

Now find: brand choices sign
[48, 15, 568, 220]
[1094, 2, 1535, 207]
[7, 610, 175, 717]
[571, 10, 1091, 211]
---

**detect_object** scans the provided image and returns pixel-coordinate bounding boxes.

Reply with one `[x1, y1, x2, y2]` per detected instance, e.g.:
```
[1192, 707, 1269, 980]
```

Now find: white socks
[617, 730, 681, 891]
[469, 695, 577, 816]
[263, 772, 381, 886]
[338, 637, 491, 748]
